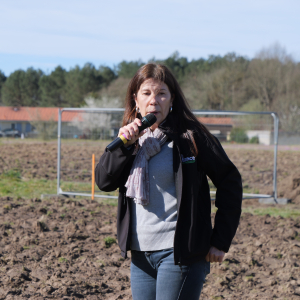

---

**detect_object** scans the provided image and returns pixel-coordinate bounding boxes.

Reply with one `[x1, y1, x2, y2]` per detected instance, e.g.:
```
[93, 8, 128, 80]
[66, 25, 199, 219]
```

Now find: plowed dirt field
[0, 140, 300, 299]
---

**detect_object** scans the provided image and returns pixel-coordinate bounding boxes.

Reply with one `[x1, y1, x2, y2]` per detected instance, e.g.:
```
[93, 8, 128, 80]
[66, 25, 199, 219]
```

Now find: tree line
[1, 44, 300, 131]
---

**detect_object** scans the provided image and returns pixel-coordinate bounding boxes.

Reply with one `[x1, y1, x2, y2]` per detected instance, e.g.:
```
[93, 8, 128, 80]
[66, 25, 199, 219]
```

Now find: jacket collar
[158, 113, 181, 146]
[159, 113, 195, 158]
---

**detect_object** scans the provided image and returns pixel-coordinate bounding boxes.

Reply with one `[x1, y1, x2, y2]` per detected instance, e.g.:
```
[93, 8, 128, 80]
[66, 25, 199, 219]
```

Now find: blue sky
[0, 0, 299, 76]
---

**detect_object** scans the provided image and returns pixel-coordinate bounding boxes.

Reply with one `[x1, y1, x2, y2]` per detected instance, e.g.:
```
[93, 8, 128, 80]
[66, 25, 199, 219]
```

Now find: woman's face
[134, 78, 173, 130]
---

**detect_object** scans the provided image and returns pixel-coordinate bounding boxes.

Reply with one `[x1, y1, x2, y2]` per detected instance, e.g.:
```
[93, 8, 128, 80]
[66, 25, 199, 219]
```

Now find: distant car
[0, 130, 5, 137]
[2, 128, 21, 137]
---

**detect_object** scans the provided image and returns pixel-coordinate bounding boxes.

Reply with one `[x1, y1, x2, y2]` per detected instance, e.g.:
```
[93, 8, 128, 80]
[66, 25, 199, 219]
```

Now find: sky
[0, 0, 299, 76]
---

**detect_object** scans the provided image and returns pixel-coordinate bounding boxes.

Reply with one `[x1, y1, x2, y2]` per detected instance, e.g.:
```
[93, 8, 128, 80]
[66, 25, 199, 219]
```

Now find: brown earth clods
[0, 197, 299, 300]
[0, 141, 300, 299]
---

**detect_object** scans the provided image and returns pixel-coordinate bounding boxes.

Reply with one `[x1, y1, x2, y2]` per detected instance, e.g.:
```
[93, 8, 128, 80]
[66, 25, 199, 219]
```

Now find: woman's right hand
[118, 118, 146, 146]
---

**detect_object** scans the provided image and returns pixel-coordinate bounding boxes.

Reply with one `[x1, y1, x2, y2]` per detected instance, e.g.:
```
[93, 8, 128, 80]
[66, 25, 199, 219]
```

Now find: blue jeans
[130, 248, 210, 300]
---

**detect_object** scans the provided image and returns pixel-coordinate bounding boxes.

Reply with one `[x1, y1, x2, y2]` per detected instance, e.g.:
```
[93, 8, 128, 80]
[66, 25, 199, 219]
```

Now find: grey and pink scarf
[125, 128, 168, 205]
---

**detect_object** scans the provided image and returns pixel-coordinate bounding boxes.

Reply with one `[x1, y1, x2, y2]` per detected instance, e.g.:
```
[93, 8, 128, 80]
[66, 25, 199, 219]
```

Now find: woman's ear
[171, 94, 174, 106]
[134, 93, 138, 107]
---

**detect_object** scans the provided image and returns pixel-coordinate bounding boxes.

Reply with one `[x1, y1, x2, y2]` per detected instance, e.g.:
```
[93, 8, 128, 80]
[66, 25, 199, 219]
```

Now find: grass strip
[1, 170, 299, 217]
[242, 206, 300, 219]
[212, 205, 300, 219]
[0, 172, 118, 201]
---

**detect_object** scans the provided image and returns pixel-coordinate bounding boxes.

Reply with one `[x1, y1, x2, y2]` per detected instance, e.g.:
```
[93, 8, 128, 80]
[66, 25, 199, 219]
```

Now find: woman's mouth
[147, 111, 158, 115]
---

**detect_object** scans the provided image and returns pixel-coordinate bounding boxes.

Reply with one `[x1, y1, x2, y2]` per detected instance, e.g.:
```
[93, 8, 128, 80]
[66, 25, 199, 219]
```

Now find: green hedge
[230, 128, 249, 143]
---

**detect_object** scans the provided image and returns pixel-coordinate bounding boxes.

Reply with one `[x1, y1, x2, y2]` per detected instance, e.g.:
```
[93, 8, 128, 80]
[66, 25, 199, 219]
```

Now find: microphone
[106, 113, 157, 152]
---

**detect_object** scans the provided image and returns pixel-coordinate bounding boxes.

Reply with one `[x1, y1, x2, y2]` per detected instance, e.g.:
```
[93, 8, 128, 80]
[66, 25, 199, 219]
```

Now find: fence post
[57, 108, 62, 195]
[92, 154, 95, 200]
[271, 113, 279, 203]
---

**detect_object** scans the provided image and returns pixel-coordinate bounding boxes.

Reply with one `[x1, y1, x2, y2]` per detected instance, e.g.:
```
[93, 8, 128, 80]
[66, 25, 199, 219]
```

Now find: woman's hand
[118, 118, 146, 146]
[205, 246, 225, 263]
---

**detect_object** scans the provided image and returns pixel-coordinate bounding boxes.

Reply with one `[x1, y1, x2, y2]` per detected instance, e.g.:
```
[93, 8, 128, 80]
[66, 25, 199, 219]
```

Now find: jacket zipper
[173, 143, 183, 266]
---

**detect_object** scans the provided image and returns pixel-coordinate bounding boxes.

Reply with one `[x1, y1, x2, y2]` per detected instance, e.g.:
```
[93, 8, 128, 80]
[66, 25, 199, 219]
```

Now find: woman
[95, 63, 242, 300]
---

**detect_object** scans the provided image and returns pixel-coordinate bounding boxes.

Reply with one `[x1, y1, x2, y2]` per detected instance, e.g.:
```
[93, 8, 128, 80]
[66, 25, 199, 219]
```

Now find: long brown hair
[122, 63, 213, 156]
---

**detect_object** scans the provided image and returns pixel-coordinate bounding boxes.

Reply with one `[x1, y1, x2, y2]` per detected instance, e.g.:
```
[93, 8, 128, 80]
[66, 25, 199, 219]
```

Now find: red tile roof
[198, 117, 233, 125]
[0, 107, 233, 126]
[0, 107, 81, 122]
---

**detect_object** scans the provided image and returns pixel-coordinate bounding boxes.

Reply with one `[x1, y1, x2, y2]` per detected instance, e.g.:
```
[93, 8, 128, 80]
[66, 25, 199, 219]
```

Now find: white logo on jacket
[181, 155, 195, 164]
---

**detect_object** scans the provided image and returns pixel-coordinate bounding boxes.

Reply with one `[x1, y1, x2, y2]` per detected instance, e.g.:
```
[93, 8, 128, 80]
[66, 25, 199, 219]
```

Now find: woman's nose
[149, 94, 158, 104]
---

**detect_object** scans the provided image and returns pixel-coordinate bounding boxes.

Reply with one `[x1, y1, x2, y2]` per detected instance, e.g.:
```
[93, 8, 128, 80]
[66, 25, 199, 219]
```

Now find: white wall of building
[247, 130, 271, 145]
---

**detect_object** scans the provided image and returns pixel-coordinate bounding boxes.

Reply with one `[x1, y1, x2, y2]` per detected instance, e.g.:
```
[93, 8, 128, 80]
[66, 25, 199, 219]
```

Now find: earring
[170, 106, 173, 113]
[136, 107, 140, 113]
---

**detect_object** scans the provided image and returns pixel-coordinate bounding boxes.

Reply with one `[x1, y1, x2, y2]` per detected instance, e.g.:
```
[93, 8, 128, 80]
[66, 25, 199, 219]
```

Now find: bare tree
[70, 96, 123, 139]
[96, 77, 130, 106]
[248, 43, 300, 132]
[182, 76, 207, 110]
[27, 108, 57, 140]
[198, 66, 247, 111]
[273, 63, 300, 132]
[248, 43, 293, 110]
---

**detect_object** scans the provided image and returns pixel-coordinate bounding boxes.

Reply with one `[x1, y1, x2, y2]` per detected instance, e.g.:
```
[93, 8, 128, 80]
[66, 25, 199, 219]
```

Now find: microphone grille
[144, 113, 157, 126]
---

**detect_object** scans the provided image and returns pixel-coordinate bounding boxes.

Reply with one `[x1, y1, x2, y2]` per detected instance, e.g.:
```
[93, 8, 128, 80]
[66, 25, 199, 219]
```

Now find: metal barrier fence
[57, 108, 279, 202]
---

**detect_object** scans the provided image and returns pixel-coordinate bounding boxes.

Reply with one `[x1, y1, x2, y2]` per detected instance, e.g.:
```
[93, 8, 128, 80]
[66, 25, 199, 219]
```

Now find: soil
[0, 140, 300, 299]
[1, 141, 300, 203]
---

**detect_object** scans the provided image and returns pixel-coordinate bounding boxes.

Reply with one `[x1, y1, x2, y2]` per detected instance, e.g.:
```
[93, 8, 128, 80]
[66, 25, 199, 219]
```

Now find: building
[198, 117, 233, 141]
[0, 108, 238, 141]
[0, 106, 122, 139]
[0, 107, 81, 137]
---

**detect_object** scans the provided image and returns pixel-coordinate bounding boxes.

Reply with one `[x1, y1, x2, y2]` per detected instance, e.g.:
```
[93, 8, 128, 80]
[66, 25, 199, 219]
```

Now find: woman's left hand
[205, 246, 225, 263]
